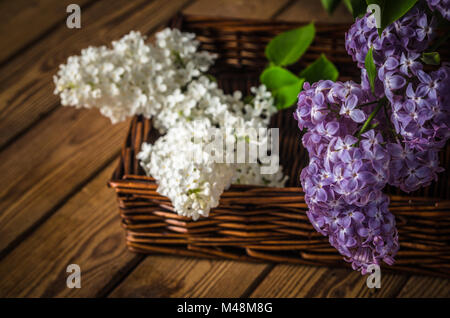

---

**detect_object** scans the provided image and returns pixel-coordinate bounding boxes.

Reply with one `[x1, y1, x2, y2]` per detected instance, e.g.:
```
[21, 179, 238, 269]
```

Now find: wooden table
[0, 0, 448, 298]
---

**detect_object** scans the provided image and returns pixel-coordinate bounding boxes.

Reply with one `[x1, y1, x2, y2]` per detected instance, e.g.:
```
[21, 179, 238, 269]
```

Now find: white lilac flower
[54, 29, 216, 124]
[138, 119, 235, 220]
[138, 78, 287, 219]
[55, 28, 287, 219]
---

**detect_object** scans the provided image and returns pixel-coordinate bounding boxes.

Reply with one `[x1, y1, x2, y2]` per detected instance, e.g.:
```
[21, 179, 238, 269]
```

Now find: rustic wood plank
[276, 0, 353, 23]
[0, 107, 129, 255]
[0, 162, 144, 297]
[396, 276, 450, 297]
[250, 264, 410, 297]
[0, 0, 191, 150]
[0, 0, 93, 64]
[183, 0, 291, 19]
[250, 265, 328, 297]
[109, 257, 269, 297]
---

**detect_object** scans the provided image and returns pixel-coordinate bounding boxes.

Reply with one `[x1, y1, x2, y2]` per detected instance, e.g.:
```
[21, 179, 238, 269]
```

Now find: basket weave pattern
[109, 15, 450, 278]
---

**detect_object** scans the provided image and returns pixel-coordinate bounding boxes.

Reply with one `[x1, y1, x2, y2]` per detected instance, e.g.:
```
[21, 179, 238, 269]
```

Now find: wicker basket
[109, 15, 450, 278]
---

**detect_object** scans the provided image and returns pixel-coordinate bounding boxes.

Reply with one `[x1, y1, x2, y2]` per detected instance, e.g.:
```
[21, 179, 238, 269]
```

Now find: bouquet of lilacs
[54, 28, 287, 221]
[295, 0, 450, 273]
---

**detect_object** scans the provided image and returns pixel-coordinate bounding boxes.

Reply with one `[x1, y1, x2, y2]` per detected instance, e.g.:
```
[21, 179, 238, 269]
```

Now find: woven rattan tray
[109, 15, 450, 278]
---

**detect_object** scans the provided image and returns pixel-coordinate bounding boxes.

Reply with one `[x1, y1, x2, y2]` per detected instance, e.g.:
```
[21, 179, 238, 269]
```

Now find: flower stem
[382, 101, 400, 142]
[355, 98, 386, 140]
[357, 100, 379, 108]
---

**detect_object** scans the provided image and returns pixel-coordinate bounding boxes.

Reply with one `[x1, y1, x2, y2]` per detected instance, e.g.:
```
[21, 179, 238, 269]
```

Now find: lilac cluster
[346, 1, 450, 192]
[386, 65, 450, 191]
[295, 0, 449, 273]
[427, 0, 450, 19]
[295, 81, 399, 273]
[345, 4, 437, 70]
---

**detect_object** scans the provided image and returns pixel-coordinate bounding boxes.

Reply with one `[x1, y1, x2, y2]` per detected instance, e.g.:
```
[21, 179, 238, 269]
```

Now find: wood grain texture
[396, 276, 450, 298]
[183, 0, 291, 19]
[0, 0, 92, 64]
[0, 107, 129, 255]
[0, 0, 447, 299]
[0, 0, 191, 149]
[277, 0, 353, 23]
[109, 256, 269, 297]
[0, 163, 142, 297]
[250, 265, 412, 297]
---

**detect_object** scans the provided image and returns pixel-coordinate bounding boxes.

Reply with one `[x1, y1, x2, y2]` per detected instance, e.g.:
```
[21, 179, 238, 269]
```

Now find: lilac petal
[406, 158, 419, 169]
[373, 236, 384, 247]
[313, 92, 325, 105]
[311, 133, 321, 143]
[327, 122, 339, 135]
[339, 216, 351, 228]
[406, 83, 415, 98]
[415, 85, 427, 98]
[405, 175, 419, 190]
[346, 179, 358, 192]
[339, 150, 352, 163]
[344, 135, 358, 146]
[418, 70, 431, 84]
[416, 166, 431, 178]
[416, 29, 426, 41]
[385, 57, 399, 70]
[346, 237, 357, 248]
[360, 171, 376, 184]
[357, 227, 369, 237]
[350, 109, 366, 123]
[404, 100, 415, 112]
[316, 188, 328, 202]
[369, 218, 381, 229]
[352, 159, 363, 171]
[346, 94, 358, 109]
[418, 14, 428, 28]
[389, 75, 407, 89]
[298, 106, 310, 117]
[353, 211, 365, 223]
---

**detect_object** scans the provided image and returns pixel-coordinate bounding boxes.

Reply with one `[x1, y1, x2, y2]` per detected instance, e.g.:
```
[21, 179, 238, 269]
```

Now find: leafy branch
[260, 24, 339, 110]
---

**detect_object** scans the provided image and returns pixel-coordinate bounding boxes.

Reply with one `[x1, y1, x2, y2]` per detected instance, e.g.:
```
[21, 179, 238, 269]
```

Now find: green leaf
[259, 66, 304, 110]
[274, 79, 305, 110]
[365, 47, 376, 94]
[265, 23, 315, 66]
[299, 54, 339, 83]
[260, 66, 302, 91]
[321, 0, 341, 15]
[366, 0, 418, 32]
[421, 52, 440, 65]
[343, 0, 367, 18]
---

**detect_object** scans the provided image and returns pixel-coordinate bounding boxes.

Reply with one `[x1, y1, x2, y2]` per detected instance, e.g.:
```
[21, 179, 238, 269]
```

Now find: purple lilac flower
[296, 1, 449, 274]
[399, 52, 422, 76]
[426, 0, 450, 20]
[295, 80, 399, 273]
[345, 5, 437, 70]
[346, 1, 449, 191]
[387, 143, 445, 192]
[388, 65, 450, 151]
